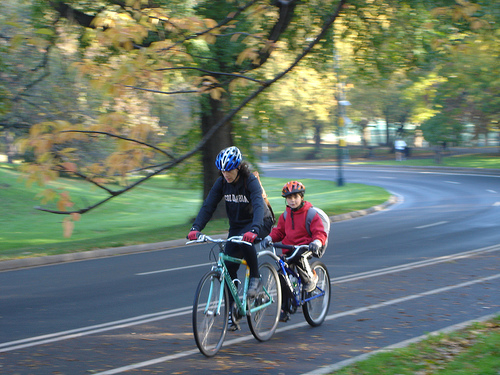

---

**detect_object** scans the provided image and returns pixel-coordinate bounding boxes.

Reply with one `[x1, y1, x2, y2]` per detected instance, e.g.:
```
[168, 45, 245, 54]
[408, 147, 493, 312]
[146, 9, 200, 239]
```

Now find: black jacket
[192, 173, 272, 236]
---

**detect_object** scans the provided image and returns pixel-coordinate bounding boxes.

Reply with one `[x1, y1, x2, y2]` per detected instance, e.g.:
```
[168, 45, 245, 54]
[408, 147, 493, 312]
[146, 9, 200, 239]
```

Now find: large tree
[12, 0, 494, 231]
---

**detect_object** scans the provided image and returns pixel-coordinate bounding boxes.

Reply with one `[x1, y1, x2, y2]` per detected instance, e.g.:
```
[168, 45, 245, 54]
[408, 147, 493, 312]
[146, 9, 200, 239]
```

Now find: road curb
[0, 196, 399, 272]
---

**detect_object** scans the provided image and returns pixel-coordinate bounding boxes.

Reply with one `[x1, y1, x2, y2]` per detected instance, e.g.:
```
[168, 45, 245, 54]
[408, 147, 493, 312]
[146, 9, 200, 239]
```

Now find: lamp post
[334, 43, 349, 186]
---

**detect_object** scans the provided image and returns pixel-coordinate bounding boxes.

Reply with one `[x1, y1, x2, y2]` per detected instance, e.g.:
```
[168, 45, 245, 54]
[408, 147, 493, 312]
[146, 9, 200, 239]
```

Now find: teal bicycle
[188, 235, 282, 357]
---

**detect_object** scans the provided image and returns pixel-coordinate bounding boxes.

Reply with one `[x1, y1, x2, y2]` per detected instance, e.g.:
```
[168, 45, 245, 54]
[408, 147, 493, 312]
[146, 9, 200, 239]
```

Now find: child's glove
[188, 228, 201, 240]
[261, 235, 272, 248]
[242, 230, 258, 243]
[309, 240, 322, 255]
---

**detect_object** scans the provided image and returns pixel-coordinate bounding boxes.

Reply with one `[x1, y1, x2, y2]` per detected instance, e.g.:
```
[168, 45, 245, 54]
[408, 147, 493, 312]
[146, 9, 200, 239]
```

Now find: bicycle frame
[194, 236, 276, 318]
[191, 235, 282, 356]
[259, 246, 326, 307]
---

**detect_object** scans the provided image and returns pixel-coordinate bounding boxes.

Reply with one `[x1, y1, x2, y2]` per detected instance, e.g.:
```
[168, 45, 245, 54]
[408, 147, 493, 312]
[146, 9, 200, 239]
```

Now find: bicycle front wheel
[192, 270, 229, 357]
[247, 262, 281, 342]
[303, 261, 331, 327]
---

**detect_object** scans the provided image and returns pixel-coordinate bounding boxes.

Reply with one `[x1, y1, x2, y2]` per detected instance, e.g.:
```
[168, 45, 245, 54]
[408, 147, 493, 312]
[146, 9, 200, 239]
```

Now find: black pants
[225, 217, 273, 284]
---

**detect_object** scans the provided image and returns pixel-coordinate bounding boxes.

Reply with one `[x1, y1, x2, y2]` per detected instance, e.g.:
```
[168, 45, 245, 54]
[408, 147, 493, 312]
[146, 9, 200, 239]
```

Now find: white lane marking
[415, 221, 448, 229]
[0, 306, 191, 352]
[2, 244, 498, 353]
[487, 190, 497, 193]
[332, 243, 500, 284]
[136, 262, 213, 276]
[494, 202, 500, 206]
[444, 180, 460, 184]
[93, 273, 500, 375]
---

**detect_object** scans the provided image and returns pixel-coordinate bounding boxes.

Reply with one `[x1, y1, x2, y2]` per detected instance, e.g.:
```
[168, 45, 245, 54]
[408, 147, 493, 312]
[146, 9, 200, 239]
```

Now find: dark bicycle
[259, 243, 331, 326]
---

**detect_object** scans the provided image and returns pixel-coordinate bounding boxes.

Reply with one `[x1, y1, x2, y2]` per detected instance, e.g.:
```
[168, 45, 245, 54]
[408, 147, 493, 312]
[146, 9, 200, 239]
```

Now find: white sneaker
[304, 271, 318, 292]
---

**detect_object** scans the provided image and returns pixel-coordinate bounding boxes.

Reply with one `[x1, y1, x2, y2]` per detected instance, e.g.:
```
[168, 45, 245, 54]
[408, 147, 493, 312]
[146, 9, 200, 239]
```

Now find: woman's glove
[242, 230, 258, 243]
[261, 235, 272, 248]
[309, 240, 322, 255]
[188, 228, 201, 240]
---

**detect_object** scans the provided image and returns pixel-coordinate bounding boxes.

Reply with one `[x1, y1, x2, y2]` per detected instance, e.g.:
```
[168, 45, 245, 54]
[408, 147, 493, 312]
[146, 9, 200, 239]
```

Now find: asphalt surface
[3, 164, 497, 273]
[1, 164, 499, 374]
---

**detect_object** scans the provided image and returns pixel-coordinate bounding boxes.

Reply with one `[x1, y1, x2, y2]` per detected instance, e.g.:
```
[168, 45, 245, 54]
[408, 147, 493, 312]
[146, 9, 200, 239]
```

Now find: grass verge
[331, 314, 500, 375]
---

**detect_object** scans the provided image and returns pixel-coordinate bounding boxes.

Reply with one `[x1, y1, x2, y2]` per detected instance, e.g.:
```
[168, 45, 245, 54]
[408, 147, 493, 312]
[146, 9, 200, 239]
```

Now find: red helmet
[282, 181, 305, 197]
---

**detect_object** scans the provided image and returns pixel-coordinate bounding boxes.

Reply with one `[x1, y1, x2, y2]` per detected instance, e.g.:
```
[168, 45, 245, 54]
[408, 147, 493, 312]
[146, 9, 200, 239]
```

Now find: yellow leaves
[61, 162, 78, 174]
[57, 192, 74, 212]
[431, 1, 487, 30]
[193, 75, 227, 101]
[229, 77, 248, 92]
[204, 18, 218, 29]
[36, 189, 58, 205]
[194, 75, 219, 88]
[209, 87, 226, 101]
[237, 47, 260, 65]
[203, 33, 217, 44]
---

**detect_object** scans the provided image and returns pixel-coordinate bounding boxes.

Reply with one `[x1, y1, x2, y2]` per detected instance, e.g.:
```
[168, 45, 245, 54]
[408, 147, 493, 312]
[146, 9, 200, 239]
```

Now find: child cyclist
[262, 181, 327, 293]
[187, 146, 274, 330]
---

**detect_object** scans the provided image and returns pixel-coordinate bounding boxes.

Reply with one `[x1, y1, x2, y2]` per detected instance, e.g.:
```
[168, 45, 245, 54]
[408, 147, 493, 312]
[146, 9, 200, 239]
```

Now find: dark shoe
[247, 277, 261, 299]
[303, 271, 318, 293]
[279, 310, 290, 323]
[228, 304, 241, 331]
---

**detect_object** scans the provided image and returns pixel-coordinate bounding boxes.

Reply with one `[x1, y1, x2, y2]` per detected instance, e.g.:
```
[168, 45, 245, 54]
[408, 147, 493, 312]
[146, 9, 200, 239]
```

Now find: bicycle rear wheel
[247, 262, 281, 342]
[303, 261, 331, 327]
[192, 270, 228, 357]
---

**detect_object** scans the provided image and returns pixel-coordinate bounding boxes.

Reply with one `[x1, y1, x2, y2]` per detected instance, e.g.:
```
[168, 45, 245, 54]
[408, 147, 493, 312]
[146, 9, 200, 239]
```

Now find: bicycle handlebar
[259, 242, 310, 263]
[186, 234, 253, 247]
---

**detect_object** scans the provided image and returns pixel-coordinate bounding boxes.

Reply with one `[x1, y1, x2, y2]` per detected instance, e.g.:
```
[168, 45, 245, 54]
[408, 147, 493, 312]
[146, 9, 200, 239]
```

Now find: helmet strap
[290, 201, 305, 212]
[232, 167, 241, 184]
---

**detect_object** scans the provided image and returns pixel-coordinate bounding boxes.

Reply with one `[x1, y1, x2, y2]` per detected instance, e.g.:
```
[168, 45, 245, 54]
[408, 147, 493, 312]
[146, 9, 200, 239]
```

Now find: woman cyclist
[187, 146, 274, 329]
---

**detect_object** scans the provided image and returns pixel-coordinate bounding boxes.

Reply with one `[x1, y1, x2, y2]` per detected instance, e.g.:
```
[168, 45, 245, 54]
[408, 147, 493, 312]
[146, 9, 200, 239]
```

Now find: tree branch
[154, 67, 265, 84]
[36, 0, 347, 216]
[60, 130, 176, 159]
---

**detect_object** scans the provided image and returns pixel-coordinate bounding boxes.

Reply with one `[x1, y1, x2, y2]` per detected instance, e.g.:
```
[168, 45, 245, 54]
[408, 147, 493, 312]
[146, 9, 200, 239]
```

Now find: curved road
[1, 164, 499, 374]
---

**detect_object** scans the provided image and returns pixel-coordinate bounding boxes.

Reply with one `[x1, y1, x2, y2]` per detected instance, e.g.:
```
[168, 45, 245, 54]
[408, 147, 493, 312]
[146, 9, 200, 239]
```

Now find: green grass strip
[0, 166, 390, 260]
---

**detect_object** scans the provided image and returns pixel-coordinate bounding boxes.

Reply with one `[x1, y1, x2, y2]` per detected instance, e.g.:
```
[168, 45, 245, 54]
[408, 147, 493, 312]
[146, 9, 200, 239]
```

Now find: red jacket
[270, 201, 327, 254]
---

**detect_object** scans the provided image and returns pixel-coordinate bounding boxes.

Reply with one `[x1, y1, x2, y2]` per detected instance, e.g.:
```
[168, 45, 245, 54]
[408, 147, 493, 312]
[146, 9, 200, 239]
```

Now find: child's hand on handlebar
[309, 240, 322, 255]
[261, 235, 272, 249]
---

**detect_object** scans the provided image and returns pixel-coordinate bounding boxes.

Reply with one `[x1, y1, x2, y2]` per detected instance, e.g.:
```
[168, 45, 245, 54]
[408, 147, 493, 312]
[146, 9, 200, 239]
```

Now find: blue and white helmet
[215, 146, 242, 171]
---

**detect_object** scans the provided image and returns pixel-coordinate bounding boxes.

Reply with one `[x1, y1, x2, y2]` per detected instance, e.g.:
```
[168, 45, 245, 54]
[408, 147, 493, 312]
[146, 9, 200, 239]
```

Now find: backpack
[283, 206, 330, 258]
[247, 171, 276, 226]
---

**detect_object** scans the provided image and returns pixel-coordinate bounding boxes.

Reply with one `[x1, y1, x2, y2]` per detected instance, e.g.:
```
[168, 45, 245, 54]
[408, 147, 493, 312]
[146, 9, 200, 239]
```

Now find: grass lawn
[351, 153, 500, 169]
[0, 164, 390, 260]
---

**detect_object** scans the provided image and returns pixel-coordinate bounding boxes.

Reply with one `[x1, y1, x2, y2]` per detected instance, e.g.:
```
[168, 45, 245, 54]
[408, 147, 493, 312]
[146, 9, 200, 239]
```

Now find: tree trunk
[201, 95, 233, 219]
[313, 122, 321, 152]
[385, 113, 391, 147]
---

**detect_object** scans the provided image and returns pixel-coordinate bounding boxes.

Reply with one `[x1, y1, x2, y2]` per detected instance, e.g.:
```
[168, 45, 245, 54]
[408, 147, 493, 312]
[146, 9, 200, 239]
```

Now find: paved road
[1, 165, 499, 374]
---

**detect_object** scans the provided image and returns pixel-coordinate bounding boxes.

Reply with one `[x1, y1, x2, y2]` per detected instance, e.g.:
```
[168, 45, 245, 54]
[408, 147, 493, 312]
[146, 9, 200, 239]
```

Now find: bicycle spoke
[303, 261, 331, 327]
[193, 271, 228, 357]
